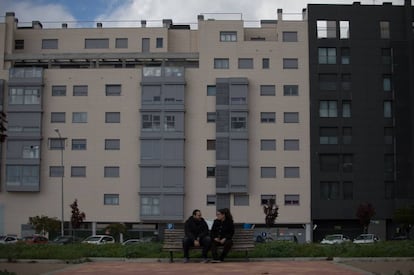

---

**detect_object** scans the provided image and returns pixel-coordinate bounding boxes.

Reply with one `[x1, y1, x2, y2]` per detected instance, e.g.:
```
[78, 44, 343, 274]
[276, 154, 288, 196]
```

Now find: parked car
[320, 234, 351, 244]
[82, 235, 115, 244]
[122, 237, 152, 245]
[353, 234, 379, 244]
[391, 234, 409, 241]
[51, 235, 83, 245]
[22, 235, 48, 244]
[0, 235, 19, 244]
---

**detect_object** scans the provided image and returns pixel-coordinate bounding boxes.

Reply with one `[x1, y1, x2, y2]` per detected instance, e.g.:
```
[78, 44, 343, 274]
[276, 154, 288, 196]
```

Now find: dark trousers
[211, 239, 233, 261]
[182, 236, 212, 258]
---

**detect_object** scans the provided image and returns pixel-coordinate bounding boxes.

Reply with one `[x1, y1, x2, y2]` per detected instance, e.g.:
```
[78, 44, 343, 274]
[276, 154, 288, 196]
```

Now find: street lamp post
[54, 128, 64, 236]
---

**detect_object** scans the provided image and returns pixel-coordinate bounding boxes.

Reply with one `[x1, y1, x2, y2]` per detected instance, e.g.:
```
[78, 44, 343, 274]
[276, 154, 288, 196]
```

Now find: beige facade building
[0, 10, 311, 242]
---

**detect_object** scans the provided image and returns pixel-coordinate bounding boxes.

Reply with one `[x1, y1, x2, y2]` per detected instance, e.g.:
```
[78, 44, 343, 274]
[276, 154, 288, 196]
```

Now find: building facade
[308, 0, 414, 240]
[0, 10, 312, 241]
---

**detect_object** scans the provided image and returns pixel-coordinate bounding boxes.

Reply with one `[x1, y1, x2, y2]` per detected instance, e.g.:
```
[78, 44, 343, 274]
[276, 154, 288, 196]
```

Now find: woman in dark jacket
[210, 208, 234, 262]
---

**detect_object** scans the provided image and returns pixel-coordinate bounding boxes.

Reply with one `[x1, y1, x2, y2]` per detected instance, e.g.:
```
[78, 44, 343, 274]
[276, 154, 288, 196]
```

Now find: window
[260, 85, 275, 96]
[72, 139, 87, 150]
[106, 85, 121, 96]
[51, 112, 65, 123]
[231, 113, 247, 131]
[341, 48, 350, 64]
[380, 21, 390, 39]
[72, 112, 87, 123]
[343, 181, 353, 200]
[9, 88, 40, 105]
[317, 20, 336, 38]
[207, 195, 216, 205]
[261, 194, 276, 205]
[261, 167, 276, 178]
[283, 85, 298, 96]
[383, 75, 392, 92]
[207, 112, 216, 123]
[343, 127, 352, 144]
[320, 154, 339, 172]
[142, 38, 150, 52]
[52, 85, 66, 96]
[262, 58, 270, 69]
[164, 115, 175, 131]
[207, 85, 216, 96]
[105, 139, 120, 150]
[207, 139, 216, 150]
[49, 138, 65, 150]
[342, 101, 351, 118]
[320, 127, 338, 144]
[238, 58, 253, 69]
[71, 166, 86, 177]
[156, 37, 163, 48]
[104, 166, 120, 177]
[341, 74, 351, 90]
[142, 114, 160, 131]
[339, 21, 350, 39]
[49, 166, 64, 177]
[382, 48, 392, 65]
[15, 40, 24, 50]
[141, 196, 160, 215]
[320, 181, 340, 200]
[207, 167, 216, 177]
[85, 38, 109, 49]
[23, 145, 40, 159]
[104, 194, 119, 205]
[234, 194, 249, 206]
[105, 112, 120, 123]
[282, 31, 298, 42]
[384, 154, 395, 177]
[220, 31, 237, 42]
[343, 154, 353, 173]
[115, 38, 128, 48]
[214, 58, 229, 69]
[319, 74, 337, 91]
[42, 39, 58, 49]
[384, 101, 392, 118]
[318, 48, 336, 64]
[384, 127, 393, 145]
[283, 58, 298, 69]
[284, 167, 300, 178]
[261, 139, 276, 151]
[284, 112, 299, 123]
[261, 112, 275, 123]
[284, 194, 299, 205]
[284, 139, 299, 151]
[6, 165, 39, 187]
[73, 85, 88, 96]
[319, 101, 338, 117]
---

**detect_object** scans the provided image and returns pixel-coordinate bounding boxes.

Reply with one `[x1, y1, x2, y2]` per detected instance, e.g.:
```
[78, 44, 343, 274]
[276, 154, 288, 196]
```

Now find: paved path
[1, 258, 414, 275]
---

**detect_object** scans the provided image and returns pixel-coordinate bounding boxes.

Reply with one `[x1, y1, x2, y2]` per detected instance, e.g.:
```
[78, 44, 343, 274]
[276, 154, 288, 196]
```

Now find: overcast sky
[0, 0, 409, 28]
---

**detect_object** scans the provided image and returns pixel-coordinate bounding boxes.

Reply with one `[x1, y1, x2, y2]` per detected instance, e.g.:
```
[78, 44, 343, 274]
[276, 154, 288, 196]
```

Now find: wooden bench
[162, 228, 255, 262]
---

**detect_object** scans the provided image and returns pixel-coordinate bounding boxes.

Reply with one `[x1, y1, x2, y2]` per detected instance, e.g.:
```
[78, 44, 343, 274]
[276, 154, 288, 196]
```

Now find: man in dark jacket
[210, 208, 234, 262]
[182, 209, 211, 263]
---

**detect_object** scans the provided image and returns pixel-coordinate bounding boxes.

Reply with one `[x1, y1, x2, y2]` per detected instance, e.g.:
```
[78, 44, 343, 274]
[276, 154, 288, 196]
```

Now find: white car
[82, 235, 115, 244]
[353, 234, 379, 244]
[320, 234, 351, 244]
[0, 235, 18, 244]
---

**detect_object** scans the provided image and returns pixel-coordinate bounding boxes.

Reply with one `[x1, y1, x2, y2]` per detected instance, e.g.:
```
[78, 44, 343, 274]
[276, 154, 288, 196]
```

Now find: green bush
[1, 240, 413, 261]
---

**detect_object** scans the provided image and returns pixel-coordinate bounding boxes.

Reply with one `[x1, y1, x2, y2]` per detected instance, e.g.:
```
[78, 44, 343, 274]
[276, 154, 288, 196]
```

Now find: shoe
[183, 258, 189, 263]
[201, 258, 209, 263]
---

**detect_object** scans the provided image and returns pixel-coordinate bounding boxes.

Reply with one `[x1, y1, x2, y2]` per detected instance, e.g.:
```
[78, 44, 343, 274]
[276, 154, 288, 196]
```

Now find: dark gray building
[308, 0, 414, 240]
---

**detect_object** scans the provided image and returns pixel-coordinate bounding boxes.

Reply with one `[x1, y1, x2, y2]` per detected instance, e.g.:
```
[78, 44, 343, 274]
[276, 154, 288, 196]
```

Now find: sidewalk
[1, 258, 413, 275]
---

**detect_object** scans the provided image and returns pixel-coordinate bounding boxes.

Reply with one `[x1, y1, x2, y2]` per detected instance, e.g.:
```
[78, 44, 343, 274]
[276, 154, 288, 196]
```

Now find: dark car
[51, 235, 82, 245]
[22, 235, 48, 244]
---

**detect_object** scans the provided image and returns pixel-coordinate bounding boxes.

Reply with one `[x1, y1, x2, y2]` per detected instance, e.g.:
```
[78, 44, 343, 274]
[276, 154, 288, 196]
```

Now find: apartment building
[308, 0, 414, 240]
[0, 10, 311, 241]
